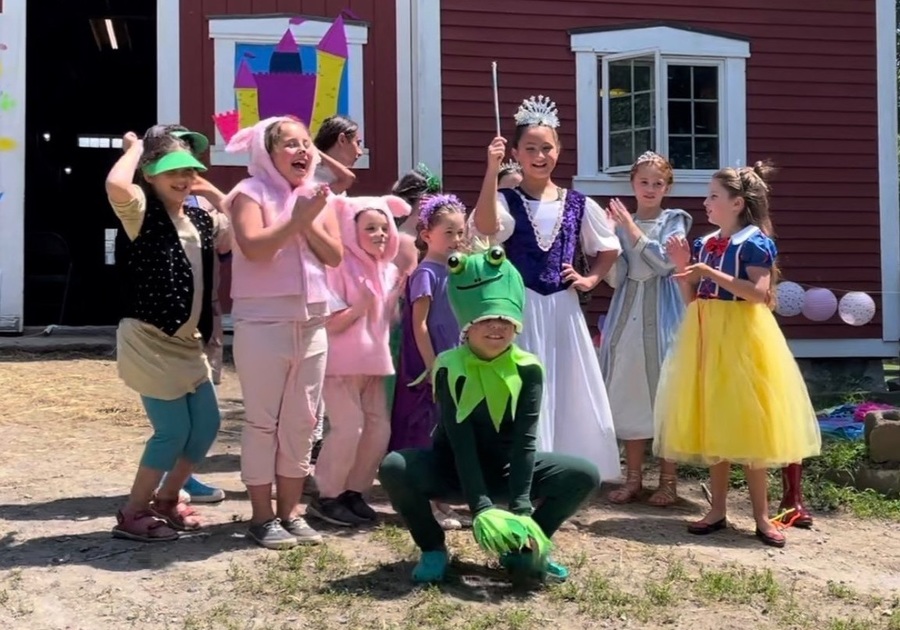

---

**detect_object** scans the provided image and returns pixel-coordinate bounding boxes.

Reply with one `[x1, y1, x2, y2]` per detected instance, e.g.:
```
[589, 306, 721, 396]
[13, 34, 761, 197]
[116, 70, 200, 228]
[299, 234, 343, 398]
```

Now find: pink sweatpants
[316, 375, 390, 498]
[235, 318, 327, 486]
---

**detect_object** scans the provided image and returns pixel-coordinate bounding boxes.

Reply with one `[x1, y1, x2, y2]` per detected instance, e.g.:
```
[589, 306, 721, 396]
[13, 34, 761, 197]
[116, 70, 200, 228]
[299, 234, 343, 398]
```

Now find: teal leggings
[139, 381, 221, 471]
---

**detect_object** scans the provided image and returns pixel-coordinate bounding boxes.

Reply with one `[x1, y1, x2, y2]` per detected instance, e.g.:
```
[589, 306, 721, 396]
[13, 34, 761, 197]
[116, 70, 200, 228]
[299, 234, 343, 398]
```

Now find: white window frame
[208, 16, 369, 168]
[570, 25, 750, 197]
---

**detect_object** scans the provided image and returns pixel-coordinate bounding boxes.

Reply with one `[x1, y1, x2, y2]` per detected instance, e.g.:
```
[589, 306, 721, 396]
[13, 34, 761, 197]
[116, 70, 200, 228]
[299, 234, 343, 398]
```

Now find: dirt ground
[1, 352, 899, 630]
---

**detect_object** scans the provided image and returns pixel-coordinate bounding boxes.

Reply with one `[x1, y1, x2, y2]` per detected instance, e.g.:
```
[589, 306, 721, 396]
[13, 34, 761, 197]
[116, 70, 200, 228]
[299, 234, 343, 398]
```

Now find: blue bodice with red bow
[692, 225, 777, 301]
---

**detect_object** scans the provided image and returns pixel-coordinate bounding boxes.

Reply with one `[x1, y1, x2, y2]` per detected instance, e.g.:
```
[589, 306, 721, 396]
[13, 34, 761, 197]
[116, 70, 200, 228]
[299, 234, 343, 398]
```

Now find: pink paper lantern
[838, 292, 876, 326]
[802, 287, 838, 322]
[774, 281, 805, 317]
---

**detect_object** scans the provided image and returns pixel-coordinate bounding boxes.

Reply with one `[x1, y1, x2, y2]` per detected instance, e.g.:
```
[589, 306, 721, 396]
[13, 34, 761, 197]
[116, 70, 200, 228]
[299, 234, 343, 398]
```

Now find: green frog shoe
[500, 552, 569, 583]
[412, 550, 449, 583]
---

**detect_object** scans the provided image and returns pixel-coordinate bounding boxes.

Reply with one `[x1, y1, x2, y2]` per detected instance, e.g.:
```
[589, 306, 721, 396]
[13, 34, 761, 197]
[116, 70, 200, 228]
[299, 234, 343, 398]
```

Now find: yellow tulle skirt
[653, 299, 822, 469]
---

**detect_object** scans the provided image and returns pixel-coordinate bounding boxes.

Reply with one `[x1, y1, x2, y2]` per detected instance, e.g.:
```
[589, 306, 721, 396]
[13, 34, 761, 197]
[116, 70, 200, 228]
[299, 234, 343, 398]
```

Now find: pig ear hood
[332, 195, 408, 264]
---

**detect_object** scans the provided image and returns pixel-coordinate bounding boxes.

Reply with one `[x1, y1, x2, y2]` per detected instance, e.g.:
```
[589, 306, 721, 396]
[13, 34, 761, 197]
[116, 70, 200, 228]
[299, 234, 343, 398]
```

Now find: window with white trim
[570, 25, 750, 197]
[208, 16, 369, 168]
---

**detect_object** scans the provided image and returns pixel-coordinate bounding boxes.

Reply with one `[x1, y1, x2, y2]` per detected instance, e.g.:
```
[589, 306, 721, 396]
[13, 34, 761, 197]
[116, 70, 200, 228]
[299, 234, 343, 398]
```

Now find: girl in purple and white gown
[469, 95, 623, 482]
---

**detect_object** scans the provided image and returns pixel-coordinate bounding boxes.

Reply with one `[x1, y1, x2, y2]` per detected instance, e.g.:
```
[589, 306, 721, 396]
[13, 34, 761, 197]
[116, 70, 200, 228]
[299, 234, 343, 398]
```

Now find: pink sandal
[150, 497, 202, 531]
[111, 508, 179, 542]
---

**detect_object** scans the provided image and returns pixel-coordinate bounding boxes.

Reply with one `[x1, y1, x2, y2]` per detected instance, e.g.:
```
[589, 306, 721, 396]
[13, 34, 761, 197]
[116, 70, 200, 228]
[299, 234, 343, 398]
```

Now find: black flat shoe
[687, 517, 727, 535]
[755, 527, 786, 548]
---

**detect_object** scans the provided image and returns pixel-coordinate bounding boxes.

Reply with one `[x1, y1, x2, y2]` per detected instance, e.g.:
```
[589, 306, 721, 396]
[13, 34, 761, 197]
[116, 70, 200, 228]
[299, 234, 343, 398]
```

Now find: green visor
[172, 130, 210, 156]
[142, 150, 207, 176]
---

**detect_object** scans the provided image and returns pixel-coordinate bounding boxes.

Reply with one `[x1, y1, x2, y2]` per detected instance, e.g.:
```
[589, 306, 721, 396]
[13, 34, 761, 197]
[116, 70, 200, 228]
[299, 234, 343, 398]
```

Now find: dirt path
[1, 353, 898, 629]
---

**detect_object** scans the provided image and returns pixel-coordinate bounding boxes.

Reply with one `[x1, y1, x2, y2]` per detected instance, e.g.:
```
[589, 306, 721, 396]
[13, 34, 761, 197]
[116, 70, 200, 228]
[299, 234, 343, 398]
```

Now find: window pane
[634, 129, 654, 156]
[634, 62, 653, 93]
[610, 132, 633, 168]
[610, 96, 632, 132]
[693, 66, 718, 99]
[667, 65, 691, 99]
[694, 102, 718, 134]
[665, 64, 720, 170]
[609, 61, 632, 94]
[668, 101, 691, 135]
[597, 64, 604, 167]
[634, 92, 653, 129]
[695, 137, 719, 169]
[668, 136, 692, 170]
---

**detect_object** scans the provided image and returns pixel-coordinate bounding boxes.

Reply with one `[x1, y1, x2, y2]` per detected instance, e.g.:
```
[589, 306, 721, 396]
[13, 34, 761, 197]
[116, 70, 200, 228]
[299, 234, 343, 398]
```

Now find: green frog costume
[378, 246, 600, 584]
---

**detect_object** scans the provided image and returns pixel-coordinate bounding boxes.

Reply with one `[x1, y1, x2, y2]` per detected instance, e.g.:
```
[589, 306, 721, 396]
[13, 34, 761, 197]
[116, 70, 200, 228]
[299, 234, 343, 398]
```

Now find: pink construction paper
[213, 111, 240, 143]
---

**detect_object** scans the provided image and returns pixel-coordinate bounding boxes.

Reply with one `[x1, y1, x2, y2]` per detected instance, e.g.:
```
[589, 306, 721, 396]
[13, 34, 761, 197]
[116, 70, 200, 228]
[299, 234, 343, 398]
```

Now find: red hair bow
[704, 236, 729, 258]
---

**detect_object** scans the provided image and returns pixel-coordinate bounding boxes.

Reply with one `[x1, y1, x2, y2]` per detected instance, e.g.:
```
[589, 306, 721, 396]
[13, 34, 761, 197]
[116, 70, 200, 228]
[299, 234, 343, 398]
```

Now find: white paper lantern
[838, 292, 876, 326]
[802, 287, 838, 322]
[774, 281, 805, 317]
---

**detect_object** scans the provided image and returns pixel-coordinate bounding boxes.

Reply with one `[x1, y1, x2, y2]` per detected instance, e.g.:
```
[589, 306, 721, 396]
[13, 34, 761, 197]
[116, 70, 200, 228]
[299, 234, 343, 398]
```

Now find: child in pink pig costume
[307, 194, 411, 526]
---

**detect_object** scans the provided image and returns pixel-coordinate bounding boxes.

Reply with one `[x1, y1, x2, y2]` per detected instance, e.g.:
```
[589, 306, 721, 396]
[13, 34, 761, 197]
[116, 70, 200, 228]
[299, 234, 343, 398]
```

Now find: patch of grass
[461, 607, 539, 630]
[694, 566, 780, 605]
[826, 580, 857, 601]
[371, 523, 417, 558]
[402, 586, 463, 628]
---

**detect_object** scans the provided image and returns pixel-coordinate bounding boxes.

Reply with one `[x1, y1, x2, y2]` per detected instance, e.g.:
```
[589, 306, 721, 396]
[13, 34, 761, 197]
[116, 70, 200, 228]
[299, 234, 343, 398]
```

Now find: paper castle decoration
[213, 16, 349, 144]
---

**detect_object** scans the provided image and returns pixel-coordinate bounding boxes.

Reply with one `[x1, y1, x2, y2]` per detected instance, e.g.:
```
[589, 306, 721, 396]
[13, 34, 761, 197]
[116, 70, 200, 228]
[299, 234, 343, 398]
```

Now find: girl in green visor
[105, 128, 227, 542]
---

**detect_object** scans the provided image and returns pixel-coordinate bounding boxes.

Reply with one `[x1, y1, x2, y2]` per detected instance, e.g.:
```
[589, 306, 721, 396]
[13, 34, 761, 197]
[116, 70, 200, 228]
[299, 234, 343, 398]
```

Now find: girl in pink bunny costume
[308, 194, 411, 527]
[223, 116, 344, 550]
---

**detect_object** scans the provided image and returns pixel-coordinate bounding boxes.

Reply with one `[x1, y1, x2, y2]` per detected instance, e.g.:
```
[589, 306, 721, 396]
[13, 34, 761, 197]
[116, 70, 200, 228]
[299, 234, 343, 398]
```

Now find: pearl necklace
[515, 186, 566, 252]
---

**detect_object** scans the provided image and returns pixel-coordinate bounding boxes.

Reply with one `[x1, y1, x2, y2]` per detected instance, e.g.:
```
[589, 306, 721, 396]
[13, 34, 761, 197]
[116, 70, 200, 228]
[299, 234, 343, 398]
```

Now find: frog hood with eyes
[426, 246, 542, 430]
[446, 245, 525, 339]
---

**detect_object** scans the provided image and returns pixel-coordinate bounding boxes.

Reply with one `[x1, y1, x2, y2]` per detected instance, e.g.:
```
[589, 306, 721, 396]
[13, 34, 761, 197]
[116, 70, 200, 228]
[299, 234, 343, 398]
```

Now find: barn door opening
[24, 0, 157, 326]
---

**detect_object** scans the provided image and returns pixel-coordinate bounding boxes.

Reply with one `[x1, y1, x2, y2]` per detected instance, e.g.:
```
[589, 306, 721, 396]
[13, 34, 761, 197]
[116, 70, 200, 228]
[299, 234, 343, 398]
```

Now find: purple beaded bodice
[500, 188, 586, 296]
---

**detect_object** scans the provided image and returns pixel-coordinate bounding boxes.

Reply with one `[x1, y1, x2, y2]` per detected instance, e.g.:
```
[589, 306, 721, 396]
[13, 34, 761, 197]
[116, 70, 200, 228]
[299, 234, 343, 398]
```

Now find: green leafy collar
[431, 344, 541, 431]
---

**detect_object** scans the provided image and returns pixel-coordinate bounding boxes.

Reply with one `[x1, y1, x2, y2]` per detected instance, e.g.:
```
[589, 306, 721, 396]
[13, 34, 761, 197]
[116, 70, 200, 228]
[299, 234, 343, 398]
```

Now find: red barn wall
[439, 0, 880, 340]
[178, 0, 398, 195]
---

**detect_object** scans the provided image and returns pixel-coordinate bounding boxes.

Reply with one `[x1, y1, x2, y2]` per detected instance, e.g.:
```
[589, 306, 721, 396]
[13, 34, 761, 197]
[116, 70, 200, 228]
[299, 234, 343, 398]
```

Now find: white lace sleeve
[581, 197, 622, 256]
[467, 193, 516, 246]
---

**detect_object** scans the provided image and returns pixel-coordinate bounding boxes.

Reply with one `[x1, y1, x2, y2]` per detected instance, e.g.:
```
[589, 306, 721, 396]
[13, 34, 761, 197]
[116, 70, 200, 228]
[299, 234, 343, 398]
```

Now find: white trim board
[157, 0, 181, 123]
[875, 0, 900, 346]
[0, 0, 26, 332]
[207, 16, 369, 169]
[410, 0, 442, 176]
[570, 25, 749, 198]
[395, 0, 414, 174]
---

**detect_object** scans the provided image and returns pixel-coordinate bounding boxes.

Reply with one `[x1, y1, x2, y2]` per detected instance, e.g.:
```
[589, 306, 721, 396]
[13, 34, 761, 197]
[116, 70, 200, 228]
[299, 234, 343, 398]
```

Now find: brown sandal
[150, 497, 202, 531]
[647, 473, 678, 507]
[111, 508, 179, 542]
[608, 470, 643, 504]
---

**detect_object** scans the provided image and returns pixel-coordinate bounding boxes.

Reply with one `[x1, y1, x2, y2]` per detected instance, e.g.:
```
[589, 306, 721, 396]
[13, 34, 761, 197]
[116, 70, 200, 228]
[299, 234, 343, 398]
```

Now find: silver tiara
[514, 95, 559, 128]
[500, 159, 522, 172]
[635, 151, 660, 165]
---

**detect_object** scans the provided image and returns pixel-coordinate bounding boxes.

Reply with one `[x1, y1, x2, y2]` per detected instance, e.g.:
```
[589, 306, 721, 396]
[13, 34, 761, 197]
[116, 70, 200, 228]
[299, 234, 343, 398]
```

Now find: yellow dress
[652, 226, 821, 469]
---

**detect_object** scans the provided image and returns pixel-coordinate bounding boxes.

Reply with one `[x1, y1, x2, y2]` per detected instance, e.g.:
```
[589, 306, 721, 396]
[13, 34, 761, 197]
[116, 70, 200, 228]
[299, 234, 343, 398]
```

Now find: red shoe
[776, 463, 813, 528]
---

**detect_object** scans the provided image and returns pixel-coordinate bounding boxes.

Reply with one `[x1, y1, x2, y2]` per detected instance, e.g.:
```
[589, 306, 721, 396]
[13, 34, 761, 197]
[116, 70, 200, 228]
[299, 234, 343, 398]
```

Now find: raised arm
[228, 192, 302, 262]
[609, 202, 692, 276]
[471, 137, 507, 236]
[105, 132, 143, 205]
[317, 151, 356, 195]
[305, 205, 343, 267]
[507, 363, 542, 515]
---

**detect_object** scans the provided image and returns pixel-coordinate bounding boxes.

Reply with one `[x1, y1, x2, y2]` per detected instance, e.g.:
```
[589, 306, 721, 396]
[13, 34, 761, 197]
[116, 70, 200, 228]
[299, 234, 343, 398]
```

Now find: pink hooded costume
[314, 195, 411, 502]
[222, 116, 334, 487]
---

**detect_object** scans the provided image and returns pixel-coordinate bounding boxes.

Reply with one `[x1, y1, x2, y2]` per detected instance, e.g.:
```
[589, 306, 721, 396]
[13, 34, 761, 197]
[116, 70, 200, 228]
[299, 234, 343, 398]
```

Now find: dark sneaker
[307, 496, 367, 527]
[281, 516, 323, 544]
[310, 439, 324, 463]
[247, 518, 296, 550]
[340, 491, 377, 522]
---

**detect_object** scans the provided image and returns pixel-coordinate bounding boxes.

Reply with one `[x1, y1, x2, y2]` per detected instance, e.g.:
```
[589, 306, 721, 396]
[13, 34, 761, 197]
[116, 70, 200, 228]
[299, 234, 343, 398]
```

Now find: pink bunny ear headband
[335, 195, 412, 220]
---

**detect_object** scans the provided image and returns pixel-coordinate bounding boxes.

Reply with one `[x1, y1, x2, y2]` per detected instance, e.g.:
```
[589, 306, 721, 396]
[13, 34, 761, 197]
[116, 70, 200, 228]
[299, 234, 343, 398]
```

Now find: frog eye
[447, 253, 467, 274]
[486, 246, 506, 266]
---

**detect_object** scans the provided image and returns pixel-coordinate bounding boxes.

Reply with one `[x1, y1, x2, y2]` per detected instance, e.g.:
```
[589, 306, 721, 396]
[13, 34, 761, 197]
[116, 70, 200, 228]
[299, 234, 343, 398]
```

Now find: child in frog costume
[378, 245, 600, 584]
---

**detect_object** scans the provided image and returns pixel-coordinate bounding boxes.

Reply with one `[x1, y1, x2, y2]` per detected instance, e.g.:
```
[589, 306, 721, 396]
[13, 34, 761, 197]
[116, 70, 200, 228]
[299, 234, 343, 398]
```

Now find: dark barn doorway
[24, 0, 157, 325]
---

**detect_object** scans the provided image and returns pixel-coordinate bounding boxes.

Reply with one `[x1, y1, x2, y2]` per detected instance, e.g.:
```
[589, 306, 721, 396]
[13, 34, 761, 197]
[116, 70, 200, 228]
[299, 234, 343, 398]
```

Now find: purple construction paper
[340, 8, 362, 20]
[234, 60, 257, 89]
[318, 15, 348, 59]
[289, 16, 305, 25]
[275, 28, 298, 53]
[255, 73, 316, 125]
